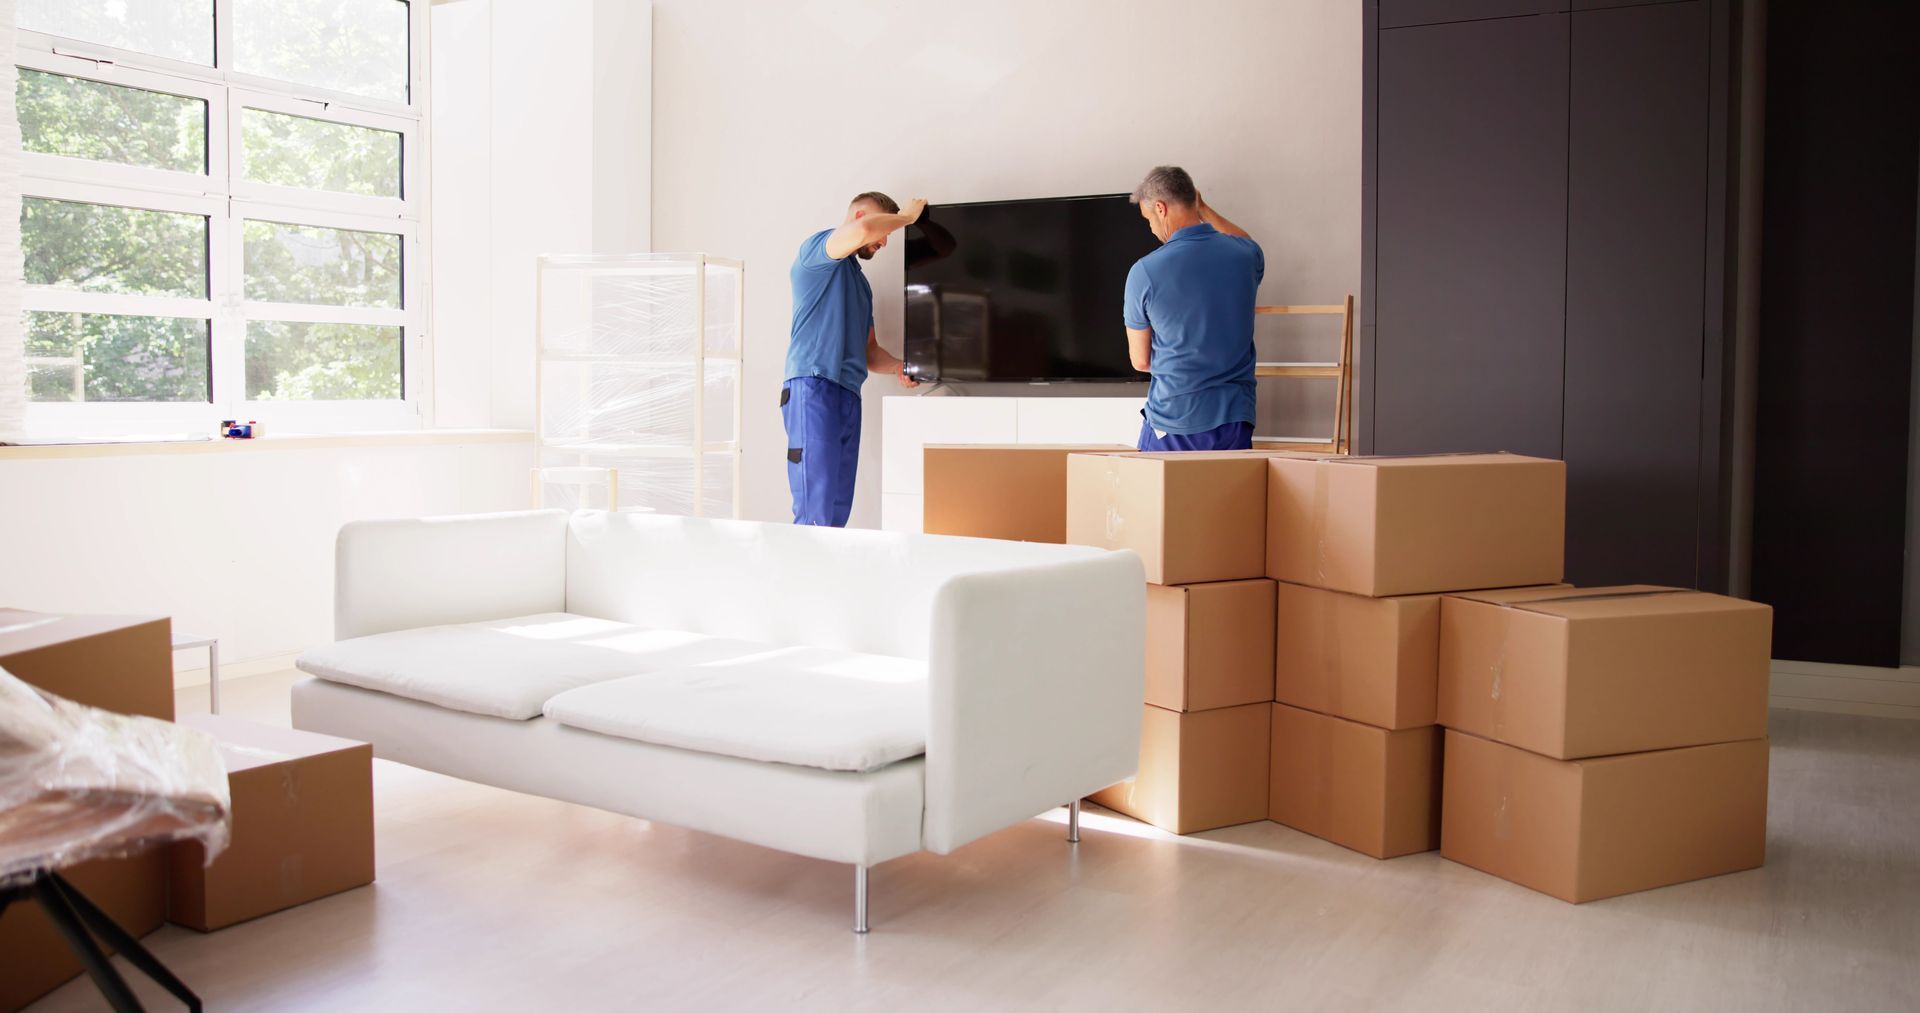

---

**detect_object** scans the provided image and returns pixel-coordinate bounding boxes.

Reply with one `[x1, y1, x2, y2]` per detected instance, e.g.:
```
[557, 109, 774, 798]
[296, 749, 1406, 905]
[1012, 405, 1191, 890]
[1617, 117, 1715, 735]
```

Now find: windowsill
[0, 428, 535, 460]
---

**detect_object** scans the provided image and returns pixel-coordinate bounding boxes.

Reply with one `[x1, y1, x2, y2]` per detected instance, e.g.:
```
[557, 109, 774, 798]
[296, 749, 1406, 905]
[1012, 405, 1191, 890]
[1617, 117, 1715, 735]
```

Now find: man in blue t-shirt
[783, 191, 925, 526]
[1122, 166, 1263, 452]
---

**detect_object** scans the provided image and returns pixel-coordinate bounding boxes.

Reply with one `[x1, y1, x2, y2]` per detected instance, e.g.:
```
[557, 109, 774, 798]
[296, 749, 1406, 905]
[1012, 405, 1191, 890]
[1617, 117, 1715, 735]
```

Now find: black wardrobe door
[1562, 0, 1709, 588]
[1752, 0, 1920, 666]
[1375, 14, 1568, 459]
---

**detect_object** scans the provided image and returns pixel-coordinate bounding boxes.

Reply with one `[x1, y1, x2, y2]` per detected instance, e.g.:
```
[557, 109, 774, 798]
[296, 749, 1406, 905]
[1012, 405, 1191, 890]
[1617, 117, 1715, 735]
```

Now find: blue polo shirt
[785, 228, 873, 393]
[1123, 222, 1263, 434]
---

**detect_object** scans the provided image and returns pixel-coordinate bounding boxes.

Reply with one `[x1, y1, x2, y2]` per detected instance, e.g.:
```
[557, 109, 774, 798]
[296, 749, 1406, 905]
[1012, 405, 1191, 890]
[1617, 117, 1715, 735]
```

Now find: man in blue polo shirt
[783, 191, 925, 526]
[1123, 166, 1263, 451]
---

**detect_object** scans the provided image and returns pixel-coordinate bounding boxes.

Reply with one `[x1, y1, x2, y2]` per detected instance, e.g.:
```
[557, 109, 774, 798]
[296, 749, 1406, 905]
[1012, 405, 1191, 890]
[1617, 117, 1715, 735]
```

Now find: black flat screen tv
[902, 193, 1158, 383]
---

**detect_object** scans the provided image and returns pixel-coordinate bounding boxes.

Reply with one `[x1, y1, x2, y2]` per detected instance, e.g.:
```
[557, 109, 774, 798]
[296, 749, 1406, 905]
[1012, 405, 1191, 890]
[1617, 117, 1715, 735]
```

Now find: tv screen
[902, 194, 1158, 383]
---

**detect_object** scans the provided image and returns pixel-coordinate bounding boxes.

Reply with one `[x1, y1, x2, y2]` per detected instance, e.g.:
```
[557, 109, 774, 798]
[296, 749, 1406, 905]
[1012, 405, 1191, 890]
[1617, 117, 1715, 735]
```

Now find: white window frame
[15, 0, 431, 437]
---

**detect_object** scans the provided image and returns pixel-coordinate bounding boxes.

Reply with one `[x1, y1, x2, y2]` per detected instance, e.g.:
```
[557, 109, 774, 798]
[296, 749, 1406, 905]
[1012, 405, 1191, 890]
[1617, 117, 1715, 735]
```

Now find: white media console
[879, 394, 1146, 533]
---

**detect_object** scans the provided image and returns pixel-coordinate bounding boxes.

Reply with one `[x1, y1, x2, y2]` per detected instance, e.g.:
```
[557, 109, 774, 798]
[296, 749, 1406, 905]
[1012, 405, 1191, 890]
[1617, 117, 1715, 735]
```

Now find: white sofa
[289, 509, 1145, 931]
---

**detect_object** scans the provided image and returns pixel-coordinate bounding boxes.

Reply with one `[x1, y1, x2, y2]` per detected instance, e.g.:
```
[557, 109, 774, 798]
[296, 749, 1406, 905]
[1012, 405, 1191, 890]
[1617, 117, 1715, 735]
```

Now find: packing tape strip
[1318, 584, 1347, 721]
[1310, 462, 1332, 588]
[1103, 463, 1125, 542]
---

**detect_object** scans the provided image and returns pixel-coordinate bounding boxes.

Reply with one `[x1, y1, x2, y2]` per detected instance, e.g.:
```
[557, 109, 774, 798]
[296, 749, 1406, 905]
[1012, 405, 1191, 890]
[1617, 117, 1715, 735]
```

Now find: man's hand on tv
[901, 198, 928, 223]
[897, 364, 920, 388]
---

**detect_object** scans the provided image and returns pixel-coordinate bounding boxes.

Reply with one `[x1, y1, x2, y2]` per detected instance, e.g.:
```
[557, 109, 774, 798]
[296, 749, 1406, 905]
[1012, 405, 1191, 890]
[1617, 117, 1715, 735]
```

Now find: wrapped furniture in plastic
[0, 665, 231, 1011]
[534, 253, 745, 518]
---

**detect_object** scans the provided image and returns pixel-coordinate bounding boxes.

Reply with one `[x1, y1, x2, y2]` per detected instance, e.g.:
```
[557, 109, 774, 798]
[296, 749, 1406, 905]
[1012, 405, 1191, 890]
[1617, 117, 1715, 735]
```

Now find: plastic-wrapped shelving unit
[533, 253, 744, 518]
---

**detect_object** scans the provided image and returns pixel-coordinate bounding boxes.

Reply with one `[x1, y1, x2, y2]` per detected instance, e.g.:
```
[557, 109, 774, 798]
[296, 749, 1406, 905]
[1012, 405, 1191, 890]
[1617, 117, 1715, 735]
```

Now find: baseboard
[1770, 659, 1920, 720]
[172, 650, 302, 690]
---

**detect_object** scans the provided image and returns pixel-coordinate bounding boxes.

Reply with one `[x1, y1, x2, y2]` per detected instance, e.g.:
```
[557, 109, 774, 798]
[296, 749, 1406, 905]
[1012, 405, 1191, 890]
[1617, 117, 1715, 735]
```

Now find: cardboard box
[1437, 585, 1773, 759]
[0, 609, 174, 1011]
[1441, 730, 1768, 903]
[1268, 703, 1442, 859]
[922, 444, 1132, 542]
[1273, 582, 1443, 730]
[1067, 451, 1317, 585]
[0, 851, 169, 1012]
[167, 716, 375, 932]
[0, 609, 174, 721]
[1265, 453, 1566, 596]
[1090, 703, 1270, 834]
[1146, 579, 1276, 712]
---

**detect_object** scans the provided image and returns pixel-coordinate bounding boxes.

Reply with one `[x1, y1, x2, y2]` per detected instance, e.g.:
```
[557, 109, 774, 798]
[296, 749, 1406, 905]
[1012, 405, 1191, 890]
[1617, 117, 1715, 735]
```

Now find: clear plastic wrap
[536, 254, 743, 518]
[0, 666, 231, 887]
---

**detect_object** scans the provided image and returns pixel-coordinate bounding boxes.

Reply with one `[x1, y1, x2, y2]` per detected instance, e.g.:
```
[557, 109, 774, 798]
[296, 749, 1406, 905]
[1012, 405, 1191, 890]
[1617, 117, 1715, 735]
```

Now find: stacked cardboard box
[0, 610, 176, 1012]
[1436, 585, 1773, 901]
[167, 715, 376, 931]
[1262, 453, 1567, 858]
[920, 444, 1133, 543]
[1066, 451, 1288, 833]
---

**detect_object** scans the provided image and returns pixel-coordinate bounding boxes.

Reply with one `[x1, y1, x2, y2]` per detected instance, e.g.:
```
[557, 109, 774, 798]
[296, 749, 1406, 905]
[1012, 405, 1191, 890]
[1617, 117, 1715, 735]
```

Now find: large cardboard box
[1146, 579, 1276, 712]
[1067, 451, 1313, 585]
[1268, 703, 1442, 859]
[0, 610, 174, 1011]
[1441, 730, 1768, 903]
[1273, 582, 1443, 730]
[1437, 585, 1773, 759]
[167, 716, 375, 932]
[1265, 453, 1566, 596]
[0, 609, 174, 721]
[922, 444, 1132, 542]
[1090, 703, 1270, 834]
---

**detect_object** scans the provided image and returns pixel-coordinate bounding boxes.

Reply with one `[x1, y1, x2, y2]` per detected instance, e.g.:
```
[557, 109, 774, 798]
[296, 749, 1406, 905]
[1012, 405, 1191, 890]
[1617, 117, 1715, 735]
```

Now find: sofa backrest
[336, 509, 569, 640]
[564, 511, 1112, 660]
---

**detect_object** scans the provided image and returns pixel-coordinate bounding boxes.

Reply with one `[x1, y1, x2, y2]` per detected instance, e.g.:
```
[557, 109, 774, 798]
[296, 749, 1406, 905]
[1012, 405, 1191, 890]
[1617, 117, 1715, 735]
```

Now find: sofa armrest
[922, 550, 1146, 854]
[334, 509, 570, 640]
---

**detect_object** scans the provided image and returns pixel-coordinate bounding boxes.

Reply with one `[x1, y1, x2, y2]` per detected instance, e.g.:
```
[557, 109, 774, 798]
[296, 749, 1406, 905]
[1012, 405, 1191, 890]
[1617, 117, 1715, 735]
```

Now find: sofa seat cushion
[295, 613, 779, 720]
[543, 647, 928, 773]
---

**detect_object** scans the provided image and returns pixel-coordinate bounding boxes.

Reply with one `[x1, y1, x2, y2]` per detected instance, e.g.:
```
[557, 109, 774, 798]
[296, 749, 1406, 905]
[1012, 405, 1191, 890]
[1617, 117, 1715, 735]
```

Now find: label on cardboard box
[1437, 585, 1773, 759]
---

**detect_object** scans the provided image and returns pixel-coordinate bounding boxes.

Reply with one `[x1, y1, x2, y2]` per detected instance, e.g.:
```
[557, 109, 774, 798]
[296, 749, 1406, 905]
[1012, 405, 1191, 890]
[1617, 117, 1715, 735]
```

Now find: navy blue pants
[782, 377, 861, 527]
[1135, 417, 1255, 452]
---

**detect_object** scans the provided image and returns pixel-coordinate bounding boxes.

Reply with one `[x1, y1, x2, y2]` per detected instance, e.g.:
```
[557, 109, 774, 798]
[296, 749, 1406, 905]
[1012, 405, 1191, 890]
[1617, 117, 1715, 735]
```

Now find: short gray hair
[1129, 166, 1198, 207]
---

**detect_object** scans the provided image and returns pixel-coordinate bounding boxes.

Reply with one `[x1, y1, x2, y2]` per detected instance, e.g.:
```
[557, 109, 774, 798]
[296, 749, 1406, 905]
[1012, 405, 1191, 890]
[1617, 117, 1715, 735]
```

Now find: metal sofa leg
[1068, 799, 1081, 844]
[853, 865, 870, 934]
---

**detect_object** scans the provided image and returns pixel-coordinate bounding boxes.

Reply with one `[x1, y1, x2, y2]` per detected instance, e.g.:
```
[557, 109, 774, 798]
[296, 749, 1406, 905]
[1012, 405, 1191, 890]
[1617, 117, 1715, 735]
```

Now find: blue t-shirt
[1123, 222, 1263, 434]
[785, 228, 873, 392]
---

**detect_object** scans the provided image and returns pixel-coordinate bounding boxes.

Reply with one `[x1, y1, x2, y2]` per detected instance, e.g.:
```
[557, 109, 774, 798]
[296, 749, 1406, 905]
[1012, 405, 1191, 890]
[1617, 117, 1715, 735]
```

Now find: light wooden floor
[30, 671, 1920, 1012]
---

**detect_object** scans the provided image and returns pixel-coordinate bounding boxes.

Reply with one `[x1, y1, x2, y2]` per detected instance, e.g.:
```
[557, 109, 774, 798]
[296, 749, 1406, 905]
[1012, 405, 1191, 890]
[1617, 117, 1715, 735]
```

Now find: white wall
[429, 0, 652, 433]
[0, 438, 534, 680]
[648, 0, 1362, 525]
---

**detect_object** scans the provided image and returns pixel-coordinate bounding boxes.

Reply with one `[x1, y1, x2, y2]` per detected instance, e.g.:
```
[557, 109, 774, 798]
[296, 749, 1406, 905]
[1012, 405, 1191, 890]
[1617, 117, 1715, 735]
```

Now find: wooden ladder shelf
[1251, 295, 1354, 455]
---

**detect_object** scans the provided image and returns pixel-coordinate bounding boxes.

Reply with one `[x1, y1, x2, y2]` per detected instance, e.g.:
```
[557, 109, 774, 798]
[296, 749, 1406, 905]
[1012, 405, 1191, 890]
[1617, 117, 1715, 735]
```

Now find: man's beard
[857, 245, 878, 261]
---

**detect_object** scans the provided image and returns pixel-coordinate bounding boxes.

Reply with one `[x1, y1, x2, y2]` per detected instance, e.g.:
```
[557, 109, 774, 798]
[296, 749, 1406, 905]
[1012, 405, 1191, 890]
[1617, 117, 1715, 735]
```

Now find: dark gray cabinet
[1379, 0, 1565, 29]
[1374, 14, 1568, 461]
[1364, 0, 1731, 590]
[1563, 0, 1711, 587]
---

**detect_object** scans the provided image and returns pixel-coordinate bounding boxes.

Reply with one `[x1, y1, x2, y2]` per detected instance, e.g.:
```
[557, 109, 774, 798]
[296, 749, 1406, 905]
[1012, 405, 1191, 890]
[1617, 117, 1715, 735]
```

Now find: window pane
[241, 110, 401, 198]
[23, 198, 209, 299]
[244, 221, 402, 308]
[25, 311, 210, 402]
[234, 0, 410, 103]
[247, 321, 401, 400]
[17, 0, 214, 65]
[17, 70, 207, 175]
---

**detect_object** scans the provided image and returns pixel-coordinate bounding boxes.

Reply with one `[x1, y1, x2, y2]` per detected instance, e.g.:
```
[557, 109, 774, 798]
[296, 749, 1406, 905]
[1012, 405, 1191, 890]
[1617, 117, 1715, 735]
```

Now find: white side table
[172, 632, 220, 714]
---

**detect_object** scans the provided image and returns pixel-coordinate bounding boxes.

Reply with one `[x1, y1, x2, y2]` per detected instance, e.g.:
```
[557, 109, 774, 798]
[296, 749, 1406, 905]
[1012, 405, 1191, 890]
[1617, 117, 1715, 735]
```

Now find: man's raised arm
[1195, 193, 1251, 240]
[825, 198, 928, 260]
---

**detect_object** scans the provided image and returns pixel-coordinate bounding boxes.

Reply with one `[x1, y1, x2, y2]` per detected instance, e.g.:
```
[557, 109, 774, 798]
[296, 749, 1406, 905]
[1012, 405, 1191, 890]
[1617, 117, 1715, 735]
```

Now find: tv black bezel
[902, 191, 1151, 385]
